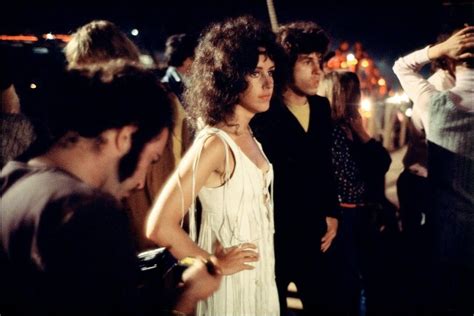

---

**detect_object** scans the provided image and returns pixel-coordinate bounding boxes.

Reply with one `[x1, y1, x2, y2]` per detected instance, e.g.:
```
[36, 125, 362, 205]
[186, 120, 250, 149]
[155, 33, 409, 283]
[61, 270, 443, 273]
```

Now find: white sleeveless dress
[189, 126, 279, 316]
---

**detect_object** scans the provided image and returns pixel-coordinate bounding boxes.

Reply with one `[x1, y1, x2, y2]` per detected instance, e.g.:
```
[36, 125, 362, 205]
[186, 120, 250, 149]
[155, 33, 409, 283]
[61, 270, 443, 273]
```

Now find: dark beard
[117, 133, 148, 182]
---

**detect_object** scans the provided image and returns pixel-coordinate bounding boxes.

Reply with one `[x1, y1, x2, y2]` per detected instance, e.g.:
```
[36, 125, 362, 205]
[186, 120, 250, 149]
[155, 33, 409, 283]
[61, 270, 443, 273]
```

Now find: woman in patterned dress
[318, 71, 393, 315]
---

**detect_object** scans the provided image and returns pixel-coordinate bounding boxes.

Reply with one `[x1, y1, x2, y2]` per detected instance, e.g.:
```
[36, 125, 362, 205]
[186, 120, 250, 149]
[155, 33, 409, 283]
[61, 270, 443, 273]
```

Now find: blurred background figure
[64, 20, 141, 67]
[161, 33, 196, 105]
[318, 70, 396, 316]
[160, 33, 196, 224]
[394, 30, 456, 316]
[397, 32, 455, 240]
[160, 33, 196, 177]
[393, 25, 474, 315]
[0, 47, 35, 169]
[64, 20, 193, 251]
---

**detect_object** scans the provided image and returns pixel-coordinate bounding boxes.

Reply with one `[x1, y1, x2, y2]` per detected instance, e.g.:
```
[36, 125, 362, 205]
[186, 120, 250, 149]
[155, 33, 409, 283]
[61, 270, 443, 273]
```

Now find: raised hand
[429, 26, 474, 60]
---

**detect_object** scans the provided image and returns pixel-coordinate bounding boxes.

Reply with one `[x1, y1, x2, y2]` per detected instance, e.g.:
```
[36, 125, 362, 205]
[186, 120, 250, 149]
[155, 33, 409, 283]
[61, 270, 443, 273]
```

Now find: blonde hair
[317, 70, 361, 123]
[65, 20, 141, 67]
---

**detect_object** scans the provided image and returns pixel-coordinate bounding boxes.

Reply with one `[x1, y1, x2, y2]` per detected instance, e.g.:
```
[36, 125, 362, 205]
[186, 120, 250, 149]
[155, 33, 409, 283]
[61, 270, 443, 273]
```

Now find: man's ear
[116, 125, 138, 155]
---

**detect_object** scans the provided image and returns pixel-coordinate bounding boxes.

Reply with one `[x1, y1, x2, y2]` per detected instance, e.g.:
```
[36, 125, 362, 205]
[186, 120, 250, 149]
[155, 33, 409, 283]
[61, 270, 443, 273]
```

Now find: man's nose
[312, 62, 321, 74]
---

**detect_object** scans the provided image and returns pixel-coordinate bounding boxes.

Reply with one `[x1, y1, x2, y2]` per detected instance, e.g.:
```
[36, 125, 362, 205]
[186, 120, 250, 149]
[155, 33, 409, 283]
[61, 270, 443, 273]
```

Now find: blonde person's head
[65, 20, 141, 67]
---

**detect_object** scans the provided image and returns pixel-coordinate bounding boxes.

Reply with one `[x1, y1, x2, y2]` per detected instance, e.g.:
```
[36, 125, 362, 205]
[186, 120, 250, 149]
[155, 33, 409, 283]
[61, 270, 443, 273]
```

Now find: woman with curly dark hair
[147, 16, 281, 315]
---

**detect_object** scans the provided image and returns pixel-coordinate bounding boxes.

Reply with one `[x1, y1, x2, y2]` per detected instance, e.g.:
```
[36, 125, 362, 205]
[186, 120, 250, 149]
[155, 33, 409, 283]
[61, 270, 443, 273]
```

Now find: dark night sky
[2, 0, 473, 89]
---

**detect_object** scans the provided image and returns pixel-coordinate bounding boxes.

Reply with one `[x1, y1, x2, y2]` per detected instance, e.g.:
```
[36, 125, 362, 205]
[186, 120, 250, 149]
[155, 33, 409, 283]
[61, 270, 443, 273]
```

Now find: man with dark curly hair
[147, 16, 283, 316]
[251, 21, 339, 315]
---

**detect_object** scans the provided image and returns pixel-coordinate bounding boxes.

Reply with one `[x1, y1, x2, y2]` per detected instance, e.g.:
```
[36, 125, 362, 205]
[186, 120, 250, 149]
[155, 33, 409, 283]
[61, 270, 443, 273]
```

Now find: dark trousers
[275, 238, 334, 316]
[396, 170, 429, 236]
[326, 206, 403, 316]
[334, 207, 377, 316]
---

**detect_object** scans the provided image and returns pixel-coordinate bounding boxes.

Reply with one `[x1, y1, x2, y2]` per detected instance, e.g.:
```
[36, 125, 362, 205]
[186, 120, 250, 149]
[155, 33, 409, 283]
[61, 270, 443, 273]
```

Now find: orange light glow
[361, 59, 369, 68]
[347, 59, 358, 66]
[378, 78, 386, 86]
[0, 35, 38, 42]
[0, 34, 70, 43]
[42, 34, 71, 42]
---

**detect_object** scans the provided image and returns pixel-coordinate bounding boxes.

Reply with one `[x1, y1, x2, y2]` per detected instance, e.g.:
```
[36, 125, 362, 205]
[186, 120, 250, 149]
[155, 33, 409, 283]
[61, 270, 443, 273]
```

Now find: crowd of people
[1, 14, 473, 316]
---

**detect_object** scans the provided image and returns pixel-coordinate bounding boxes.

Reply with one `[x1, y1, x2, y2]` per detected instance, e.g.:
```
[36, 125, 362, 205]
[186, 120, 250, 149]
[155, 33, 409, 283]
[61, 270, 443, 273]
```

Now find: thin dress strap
[186, 127, 231, 242]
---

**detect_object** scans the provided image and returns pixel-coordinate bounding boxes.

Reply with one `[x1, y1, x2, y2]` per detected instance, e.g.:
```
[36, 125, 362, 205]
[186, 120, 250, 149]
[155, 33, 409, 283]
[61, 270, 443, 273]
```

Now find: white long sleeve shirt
[393, 46, 474, 136]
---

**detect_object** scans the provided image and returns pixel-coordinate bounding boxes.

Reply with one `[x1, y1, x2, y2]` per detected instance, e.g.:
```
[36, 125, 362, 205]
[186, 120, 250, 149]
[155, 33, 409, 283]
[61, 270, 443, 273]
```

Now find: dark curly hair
[50, 61, 172, 142]
[277, 21, 329, 67]
[24, 60, 173, 180]
[59, 61, 173, 180]
[185, 15, 282, 127]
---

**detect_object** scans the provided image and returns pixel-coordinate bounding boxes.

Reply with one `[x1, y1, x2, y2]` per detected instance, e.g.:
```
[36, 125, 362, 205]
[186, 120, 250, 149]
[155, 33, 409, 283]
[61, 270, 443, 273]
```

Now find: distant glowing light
[341, 61, 348, 68]
[361, 59, 369, 68]
[400, 93, 410, 103]
[361, 98, 372, 112]
[378, 78, 386, 86]
[405, 108, 413, 117]
[40, 34, 70, 42]
[53, 34, 71, 42]
[346, 53, 358, 66]
[30, 83, 37, 89]
[131, 29, 139, 36]
[33, 47, 49, 54]
[386, 92, 410, 104]
[0, 35, 38, 42]
[139, 54, 155, 67]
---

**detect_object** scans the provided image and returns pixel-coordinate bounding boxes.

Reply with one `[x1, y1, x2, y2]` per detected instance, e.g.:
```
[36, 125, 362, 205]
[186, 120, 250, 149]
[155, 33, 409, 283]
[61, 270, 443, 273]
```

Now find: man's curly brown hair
[277, 21, 330, 66]
[185, 15, 283, 127]
[276, 21, 329, 89]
